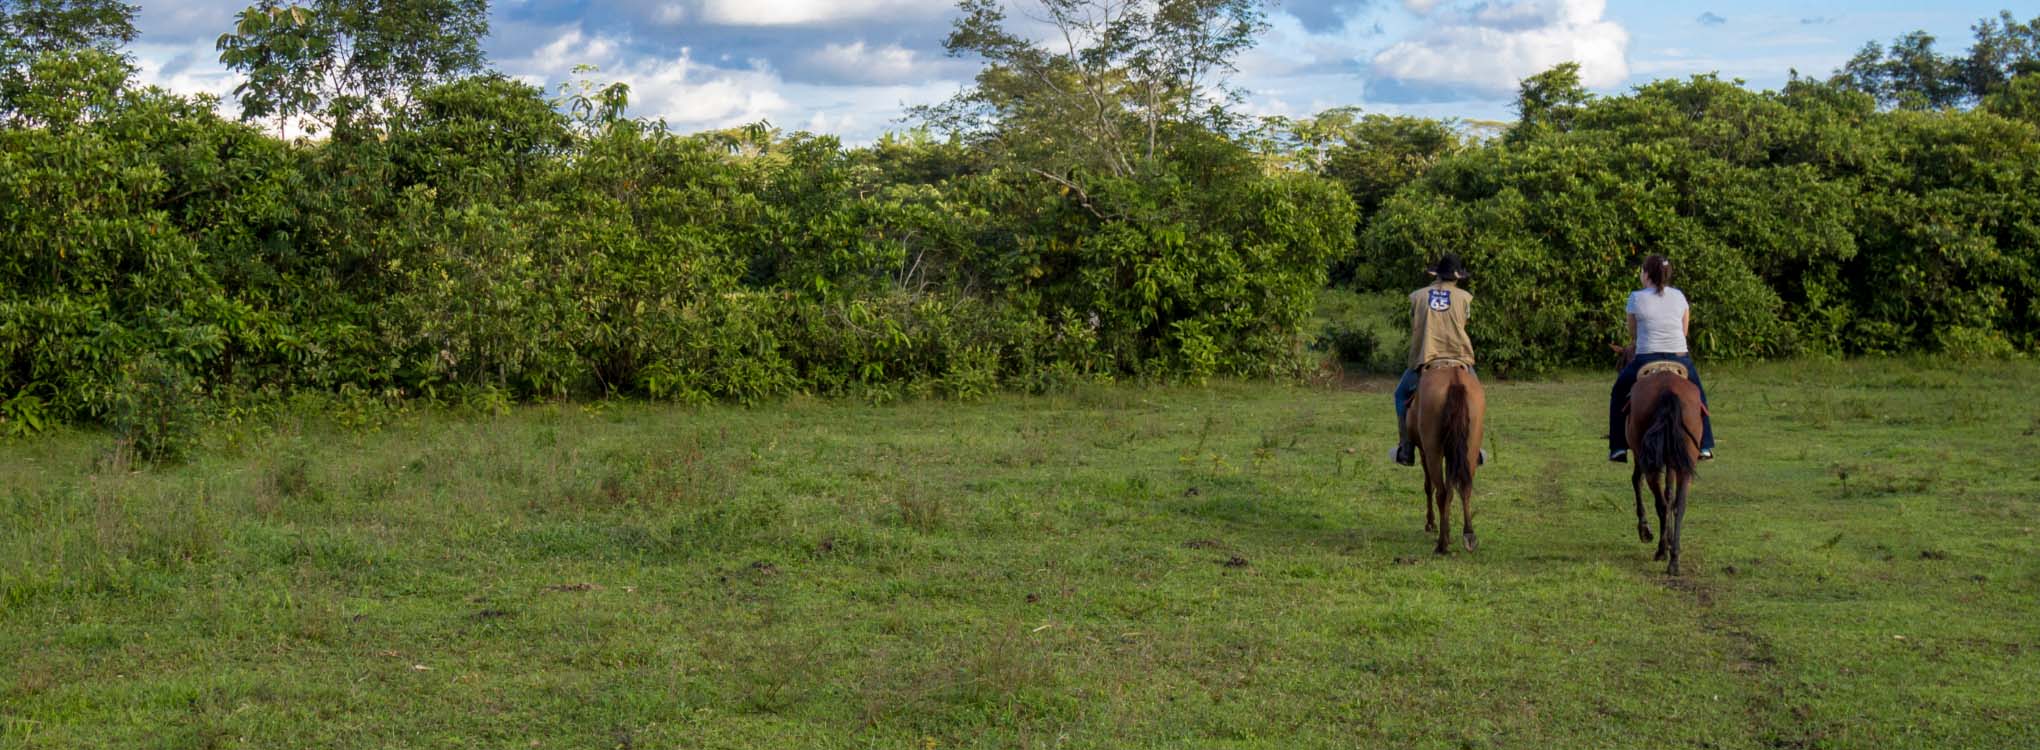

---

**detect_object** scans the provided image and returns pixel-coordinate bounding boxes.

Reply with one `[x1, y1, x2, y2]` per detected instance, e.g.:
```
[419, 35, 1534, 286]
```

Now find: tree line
[1, 0, 2035, 444]
[1277, 11, 2039, 374]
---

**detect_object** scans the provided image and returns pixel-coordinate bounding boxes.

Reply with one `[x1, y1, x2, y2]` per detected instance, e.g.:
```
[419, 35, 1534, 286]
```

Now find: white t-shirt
[1628, 287, 1689, 355]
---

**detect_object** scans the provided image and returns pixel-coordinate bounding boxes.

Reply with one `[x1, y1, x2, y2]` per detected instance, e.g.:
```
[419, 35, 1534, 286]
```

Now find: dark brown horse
[1616, 346, 1705, 575]
[1407, 361, 1485, 554]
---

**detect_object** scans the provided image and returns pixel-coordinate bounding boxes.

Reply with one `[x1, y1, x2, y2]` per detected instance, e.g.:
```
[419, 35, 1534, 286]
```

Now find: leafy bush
[105, 354, 204, 464]
[1316, 324, 1380, 369]
[1357, 74, 2040, 374]
[6, 9, 2039, 435]
[0, 391, 49, 438]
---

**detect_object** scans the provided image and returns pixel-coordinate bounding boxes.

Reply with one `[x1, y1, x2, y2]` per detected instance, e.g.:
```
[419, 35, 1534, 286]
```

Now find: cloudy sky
[129, 0, 2020, 140]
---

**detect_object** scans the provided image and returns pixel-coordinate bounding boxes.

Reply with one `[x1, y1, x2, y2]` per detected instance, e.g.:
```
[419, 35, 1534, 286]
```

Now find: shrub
[1357, 75, 2040, 373]
[104, 354, 204, 464]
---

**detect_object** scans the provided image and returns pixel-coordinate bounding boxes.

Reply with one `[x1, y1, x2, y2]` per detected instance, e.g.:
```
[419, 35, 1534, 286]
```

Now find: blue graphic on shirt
[1428, 289, 1452, 312]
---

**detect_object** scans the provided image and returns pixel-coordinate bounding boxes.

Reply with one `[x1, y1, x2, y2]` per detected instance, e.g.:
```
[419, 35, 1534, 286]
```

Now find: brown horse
[1616, 346, 1705, 576]
[1407, 362, 1485, 554]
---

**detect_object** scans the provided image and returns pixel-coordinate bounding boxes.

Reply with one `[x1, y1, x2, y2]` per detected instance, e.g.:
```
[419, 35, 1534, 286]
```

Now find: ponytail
[1642, 255, 1672, 296]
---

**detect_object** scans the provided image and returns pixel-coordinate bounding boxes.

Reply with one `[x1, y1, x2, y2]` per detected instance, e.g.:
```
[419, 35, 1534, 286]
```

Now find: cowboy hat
[1426, 254, 1471, 281]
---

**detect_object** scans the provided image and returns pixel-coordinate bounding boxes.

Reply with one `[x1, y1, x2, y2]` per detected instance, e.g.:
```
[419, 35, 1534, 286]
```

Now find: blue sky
[126, 1, 2025, 140]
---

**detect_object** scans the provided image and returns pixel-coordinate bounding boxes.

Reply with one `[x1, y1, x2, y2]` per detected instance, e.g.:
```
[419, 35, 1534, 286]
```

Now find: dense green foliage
[1329, 16, 2040, 375]
[216, 0, 489, 134]
[0, 1, 1354, 430]
[1833, 11, 2039, 111]
[5, 1, 2040, 429]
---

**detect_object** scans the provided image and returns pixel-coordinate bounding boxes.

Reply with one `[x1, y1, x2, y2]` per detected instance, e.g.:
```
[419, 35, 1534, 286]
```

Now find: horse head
[1609, 343, 1635, 371]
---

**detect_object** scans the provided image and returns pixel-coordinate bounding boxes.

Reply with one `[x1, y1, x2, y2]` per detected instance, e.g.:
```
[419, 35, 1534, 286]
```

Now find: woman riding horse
[1608, 255, 1714, 462]
[1622, 344, 1706, 575]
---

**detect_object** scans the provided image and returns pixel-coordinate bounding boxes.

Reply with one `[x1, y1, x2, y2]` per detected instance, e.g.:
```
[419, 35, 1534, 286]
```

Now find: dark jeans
[1609, 353, 1714, 452]
[1395, 366, 1475, 445]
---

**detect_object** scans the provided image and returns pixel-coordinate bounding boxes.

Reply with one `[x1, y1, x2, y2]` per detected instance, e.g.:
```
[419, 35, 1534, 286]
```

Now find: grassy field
[3, 358, 2038, 749]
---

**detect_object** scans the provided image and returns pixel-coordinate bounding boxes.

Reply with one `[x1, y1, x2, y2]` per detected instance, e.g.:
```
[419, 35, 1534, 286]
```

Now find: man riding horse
[1391, 254, 1488, 553]
[1393, 254, 1482, 467]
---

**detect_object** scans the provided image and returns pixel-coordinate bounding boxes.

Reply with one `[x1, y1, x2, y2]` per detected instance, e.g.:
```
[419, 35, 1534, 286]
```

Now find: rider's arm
[1682, 308, 1690, 338]
[1627, 313, 1638, 345]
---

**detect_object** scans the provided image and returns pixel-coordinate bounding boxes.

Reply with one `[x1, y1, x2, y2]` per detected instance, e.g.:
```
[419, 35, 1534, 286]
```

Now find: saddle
[1421, 358, 1471, 372]
[1637, 361, 1689, 380]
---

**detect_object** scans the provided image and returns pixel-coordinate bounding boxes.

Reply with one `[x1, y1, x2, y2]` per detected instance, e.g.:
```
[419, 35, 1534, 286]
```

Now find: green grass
[4, 359, 2038, 748]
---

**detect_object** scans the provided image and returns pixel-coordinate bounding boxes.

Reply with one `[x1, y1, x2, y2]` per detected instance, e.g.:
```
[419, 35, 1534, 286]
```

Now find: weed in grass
[895, 490, 946, 533]
[857, 633, 1058, 733]
[259, 452, 321, 517]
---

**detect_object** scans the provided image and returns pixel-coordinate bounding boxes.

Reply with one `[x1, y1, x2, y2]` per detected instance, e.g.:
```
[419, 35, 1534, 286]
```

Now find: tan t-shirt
[1407, 281, 1474, 369]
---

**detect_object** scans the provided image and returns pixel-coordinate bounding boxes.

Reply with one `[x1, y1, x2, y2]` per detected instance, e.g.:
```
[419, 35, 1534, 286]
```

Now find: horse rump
[1639, 389, 1697, 478]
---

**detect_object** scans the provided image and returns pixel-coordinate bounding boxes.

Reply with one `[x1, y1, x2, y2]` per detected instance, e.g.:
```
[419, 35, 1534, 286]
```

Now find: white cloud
[696, 0, 953, 26]
[131, 42, 242, 101]
[1402, 0, 1444, 15]
[803, 109, 859, 134]
[133, 2, 240, 41]
[508, 27, 791, 131]
[499, 26, 963, 140]
[128, 39, 247, 123]
[1370, 0, 1629, 96]
[806, 42, 922, 83]
[128, 40, 340, 138]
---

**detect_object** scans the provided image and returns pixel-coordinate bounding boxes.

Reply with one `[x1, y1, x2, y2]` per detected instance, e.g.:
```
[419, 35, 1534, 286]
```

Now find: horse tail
[1441, 381, 1473, 494]
[1640, 390, 1697, 479]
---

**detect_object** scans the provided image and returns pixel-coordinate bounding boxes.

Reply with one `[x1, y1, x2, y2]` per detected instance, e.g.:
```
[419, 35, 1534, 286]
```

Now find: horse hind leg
[1420, 449, 1438, 533]
[1459, 483, 1477, 552]
[1667, 475, 1690, 576]
[1649, 472, 1669, 562]
[1434, 480, 1453, 555]
[1632, 462, 1652, 543]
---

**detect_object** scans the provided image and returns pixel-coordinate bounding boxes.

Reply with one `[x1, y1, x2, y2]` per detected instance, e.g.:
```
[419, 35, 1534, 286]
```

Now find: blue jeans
[1609, 353, 1714, 452]
[1395, 366, 1475, 445]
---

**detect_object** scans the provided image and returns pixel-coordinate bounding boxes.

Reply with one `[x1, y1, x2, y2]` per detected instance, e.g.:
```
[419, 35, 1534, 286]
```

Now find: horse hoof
[1638, 526, 1653, 543]
[1654, 549, 1667, 562]
[1462, 533, 1477, 552]
[1425, 522, 1436, 533]
[1667, 562, 1681, 576]
[1434, 544, 1449, 556]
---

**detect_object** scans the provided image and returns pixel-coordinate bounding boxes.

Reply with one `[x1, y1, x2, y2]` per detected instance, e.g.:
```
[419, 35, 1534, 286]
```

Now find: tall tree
[1511, 62, 1590, 142]
[1832, 12, 2039, 111]
[0, 0, 135, 58]
[0, 0, 137, 123]
[1962, 11, 2040, 99]
[1834, 32, 1967, 110]
[216, 0, 489, 134]
[916, 0, 1268, 178]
